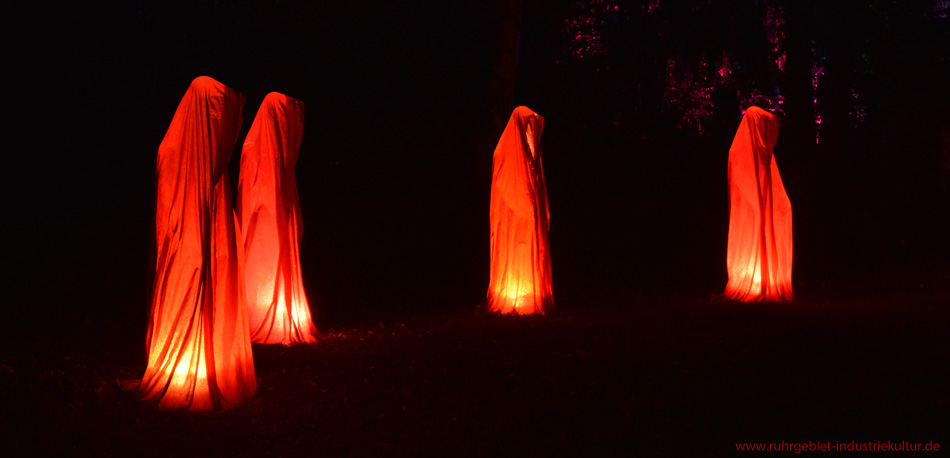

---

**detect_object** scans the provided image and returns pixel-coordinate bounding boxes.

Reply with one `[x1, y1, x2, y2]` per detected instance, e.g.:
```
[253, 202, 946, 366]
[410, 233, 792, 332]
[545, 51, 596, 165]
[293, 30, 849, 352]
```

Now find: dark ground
[0, 271, 947, 457]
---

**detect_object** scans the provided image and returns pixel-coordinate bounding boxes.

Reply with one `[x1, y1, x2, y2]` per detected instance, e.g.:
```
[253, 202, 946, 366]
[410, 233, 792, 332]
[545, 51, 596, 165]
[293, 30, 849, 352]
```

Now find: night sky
[1, 0, 948, 453]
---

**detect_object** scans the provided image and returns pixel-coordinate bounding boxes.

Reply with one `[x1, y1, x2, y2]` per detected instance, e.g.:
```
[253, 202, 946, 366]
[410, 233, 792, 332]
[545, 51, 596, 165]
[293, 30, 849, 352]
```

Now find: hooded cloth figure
[131, 76, 256, 410]
[236, 92, 318, 344]
[486, 106, 553, 315]
[722, 105, 793, 302]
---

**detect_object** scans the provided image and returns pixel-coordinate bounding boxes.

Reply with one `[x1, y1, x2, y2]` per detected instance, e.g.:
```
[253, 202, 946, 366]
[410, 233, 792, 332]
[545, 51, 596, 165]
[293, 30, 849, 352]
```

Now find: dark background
[4, 0, 947, 326]
[1, 1, 948, 454]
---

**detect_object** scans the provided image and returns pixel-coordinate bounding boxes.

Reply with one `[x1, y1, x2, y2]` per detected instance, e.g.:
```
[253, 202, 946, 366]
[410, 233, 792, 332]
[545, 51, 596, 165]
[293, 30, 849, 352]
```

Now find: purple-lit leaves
[662, 58, 714, 135]
[849, 86, 868, 127]
[763, 2, 786, 73]
[739, 89, 784, 117]
[935, 0, 949, 19]
[811, 46, 826, 143]
[642, 0, 661, 15]
[563, 0, 620, 63]
[716, 51, 733, 83]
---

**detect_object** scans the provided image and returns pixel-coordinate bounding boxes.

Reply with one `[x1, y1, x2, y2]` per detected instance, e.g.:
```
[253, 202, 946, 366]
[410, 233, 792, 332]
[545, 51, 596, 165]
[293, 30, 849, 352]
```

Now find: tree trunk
[478, 0, 523, 181]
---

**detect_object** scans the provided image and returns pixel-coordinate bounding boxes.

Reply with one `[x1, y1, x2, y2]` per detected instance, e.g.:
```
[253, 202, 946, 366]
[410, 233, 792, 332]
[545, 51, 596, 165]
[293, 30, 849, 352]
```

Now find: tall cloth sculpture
[236, 92, 318, 344]
[134, 76, 256, 410]
[486, 106, 553, 315]
[723, 106, 794, 302]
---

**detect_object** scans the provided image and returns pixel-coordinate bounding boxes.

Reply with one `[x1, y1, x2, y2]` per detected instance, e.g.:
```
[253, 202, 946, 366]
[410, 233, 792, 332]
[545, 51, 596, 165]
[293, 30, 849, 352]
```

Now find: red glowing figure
[131, 76, 256, 410]
[486, 107, 553, 315]
[722, 106, 793, 302]
[236, 92, 318, 345]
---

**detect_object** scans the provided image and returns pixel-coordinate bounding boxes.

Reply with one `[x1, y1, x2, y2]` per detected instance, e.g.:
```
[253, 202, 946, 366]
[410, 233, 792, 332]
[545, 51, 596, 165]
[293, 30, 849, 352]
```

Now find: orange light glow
[722, 106, 794, 302]
[236, 92, 318, 345]
[131, 76, 256, 410]
[486, 106, 554, 315]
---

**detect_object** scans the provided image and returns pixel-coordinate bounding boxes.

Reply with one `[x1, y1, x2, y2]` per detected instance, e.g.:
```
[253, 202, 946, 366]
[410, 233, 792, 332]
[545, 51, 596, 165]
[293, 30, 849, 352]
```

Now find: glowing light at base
[236, 92, 318, 345]
[486, 107, 553, 315]
[130, 76, 257, 410]
[722, 106, 793, 302]
[494, 281, 535, 310]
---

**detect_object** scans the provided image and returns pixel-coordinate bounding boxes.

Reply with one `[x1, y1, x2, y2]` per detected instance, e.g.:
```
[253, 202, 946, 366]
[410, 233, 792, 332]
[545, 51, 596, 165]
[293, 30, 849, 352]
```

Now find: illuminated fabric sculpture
[722, 106, 793, 302]
[132, 76, 256, 410]
[236, 92, 318, 344]
[486, 106, 553, 314]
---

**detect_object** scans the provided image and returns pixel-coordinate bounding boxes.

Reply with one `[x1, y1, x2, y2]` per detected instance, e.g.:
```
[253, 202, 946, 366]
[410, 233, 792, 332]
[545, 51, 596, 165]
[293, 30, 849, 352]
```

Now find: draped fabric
[723, 106, 794, 302]
[486, 106, 553, 315]
[236, 92, 318, 345]
[133, 76, 256, 410]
